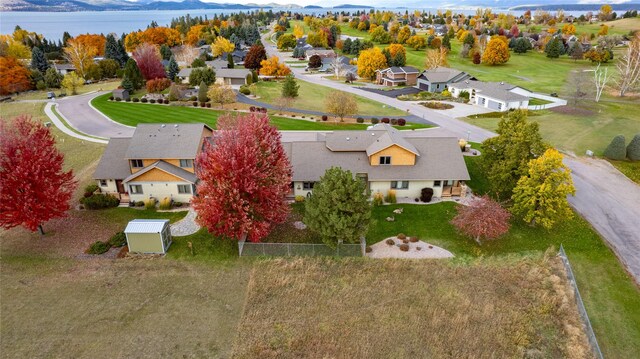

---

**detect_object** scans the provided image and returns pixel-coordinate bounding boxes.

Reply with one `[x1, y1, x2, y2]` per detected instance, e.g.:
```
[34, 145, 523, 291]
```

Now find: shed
[124, 219, 172, 254]
[113, 89, 130, 101]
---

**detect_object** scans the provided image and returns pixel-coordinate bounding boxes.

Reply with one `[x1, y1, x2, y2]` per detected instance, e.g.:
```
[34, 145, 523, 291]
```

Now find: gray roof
[382, 66, 420, 74]
[216, 68, 251, 79]
[177, 68, 193, 77]
[113, 89, 128, 95]
[124, 160, 197, 183]
[54, 63, 75, 70]
[93, 138, 133, 180]
[124, 124, 210, 159]
[451, 80, 529, 102]
[125, 219, 169, 234]
[205, 60, 228, 69]
[418, 67, 471, 83]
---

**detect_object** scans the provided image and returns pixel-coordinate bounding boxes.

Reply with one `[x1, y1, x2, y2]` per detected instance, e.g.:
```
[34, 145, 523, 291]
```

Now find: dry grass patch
[232, 254, 592, 359]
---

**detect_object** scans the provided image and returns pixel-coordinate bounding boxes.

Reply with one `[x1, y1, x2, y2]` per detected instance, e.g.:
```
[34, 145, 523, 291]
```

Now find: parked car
[47, 91, 55, 99]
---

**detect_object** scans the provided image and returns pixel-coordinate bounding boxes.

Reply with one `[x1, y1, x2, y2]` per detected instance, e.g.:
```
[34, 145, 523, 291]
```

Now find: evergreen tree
[393, 51, 406, 67]
[198, 81, 208, 103]
[122, 58, 144, 90]
[545, 37, 564, 58]
[442, 33, 451, 50]
[304, 167, 371, 247]
[120, 75, 134, 92]
[343, 38, 352, 54]
[30, 47, 49, 73]
[627, 134, 640, 161]
[159, 44, 172, 61]
[105, 34, 129, 67]
[227, 52, 234, 69]
[62, 32, 71, 46]
[514, 38, 531, 54]
[166, 56, 179, 81]
[603, 135, 627, 160]
[44, 67, 63, 88]
[281, 73, 299, 98]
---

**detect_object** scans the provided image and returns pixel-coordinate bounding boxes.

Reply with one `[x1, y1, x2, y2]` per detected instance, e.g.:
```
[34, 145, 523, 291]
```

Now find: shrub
[84, 184, 99, 196]
[385, 238, 395, 246]
[146, 78, 172, 93]
[135, 201, 145, 207]
[295, 195, 305, 202]
[365, 246, 372, 253]
[356, 117, 364, 123]
[459, 90, 470, 100]
[144, 198, 156, 210]
[239, 86, 251, 95]
[414, 198, 419, 202]
[206, 103, 211, 108]
[189, 96, 197, 101]
[385, 189, 397, 204]
[108, 96, 114, 100]
[399, 244, 409, 252]
[603, 135, 627, 160]
[132, 97, 139, 102]
[193, 101, 198, 107]
[87, 241, 110, 254]
[164, 99, 169, 104]
[125, 98, 131, 102]
[441, 89, 452, 97]
[80, 194, 119, 209]
[158, 197, 172, 210]
[249, 106, 256, 112]
[422, 101, 454, 110]
[409, 236, 419, 243]
[402, 239, 409, 244]
[626, 134, 640, 161]
[398, 118, 406, 126]
[149, 99, 156, 104]
[416, 246, 422, 251]
[115, 97, 122, 102]
[141, 98, 148, 103]
[200, 102, 206, 107]
[371, 118, 379, 124]
[108, 232, 127, 247]
[372, 192, 384, 206]
[382, 117, 390, 123]
[397, 233, 406, 239]
[322, 115, 328, 121]
[390, 118, 398, 125]
[420, 188, 434, 203]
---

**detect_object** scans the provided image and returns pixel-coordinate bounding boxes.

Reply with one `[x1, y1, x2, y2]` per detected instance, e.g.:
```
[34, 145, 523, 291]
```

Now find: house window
[179, 159, 193, 168]
[303, 182, 315, 190]
[480, 98, 486, 106]
[379, 156, 392, 165]
[131, 159, 143, 168]
[177, 184, 191, 194]
[129, 184, 143, 194]
[99, 180, 107, 187]
[498, 103, 503, 110]
[391, 181, 409, 189]
[434, 180, 442, 187]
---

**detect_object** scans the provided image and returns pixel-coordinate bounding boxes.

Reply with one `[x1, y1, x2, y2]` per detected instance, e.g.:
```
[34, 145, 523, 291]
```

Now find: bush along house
[93, 123, 213, 205]
[281, 124, 470, 200]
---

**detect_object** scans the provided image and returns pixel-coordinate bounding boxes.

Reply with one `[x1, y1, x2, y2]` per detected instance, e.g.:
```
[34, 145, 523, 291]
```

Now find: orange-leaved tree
[259, 56, 291, 78]
[64, 39, 97, 78]
[0, 56, 32, 95]
[73, 34, 106, 56]
[481, 37, 510, 65]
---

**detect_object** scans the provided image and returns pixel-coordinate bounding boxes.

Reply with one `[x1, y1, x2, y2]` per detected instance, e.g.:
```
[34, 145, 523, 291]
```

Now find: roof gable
[125, 124, 211, 160]
[124, 160, 197, 183]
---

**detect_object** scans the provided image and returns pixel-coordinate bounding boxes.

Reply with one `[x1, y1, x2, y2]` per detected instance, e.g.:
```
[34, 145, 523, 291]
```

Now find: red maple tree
[450, 195, 511, 244]
[243, 44, 267, 71]
[193, 113, 292, 242]
[0, 115, 77, 235]
[132, 43, 166, 80]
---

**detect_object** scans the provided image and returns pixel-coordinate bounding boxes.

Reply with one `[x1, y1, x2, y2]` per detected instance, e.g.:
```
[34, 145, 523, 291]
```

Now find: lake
[0, 8, 586, 41]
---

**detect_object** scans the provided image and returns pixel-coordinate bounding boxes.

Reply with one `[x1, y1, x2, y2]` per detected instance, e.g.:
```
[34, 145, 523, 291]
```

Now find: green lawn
[91, 93, 428, 130]
[253, 80, 405, 116]
[609, 159, 640, 184]
[573, 17, 640, 37]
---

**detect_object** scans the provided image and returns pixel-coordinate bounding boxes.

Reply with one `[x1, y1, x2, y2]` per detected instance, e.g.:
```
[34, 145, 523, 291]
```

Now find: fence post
[287, 243, 291, 256]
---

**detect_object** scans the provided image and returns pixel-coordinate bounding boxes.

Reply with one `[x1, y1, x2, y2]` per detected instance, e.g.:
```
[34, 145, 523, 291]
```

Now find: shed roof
[125, 219, 169, 234]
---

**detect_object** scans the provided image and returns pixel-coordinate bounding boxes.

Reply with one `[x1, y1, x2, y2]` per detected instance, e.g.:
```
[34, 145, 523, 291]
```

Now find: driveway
[55, 91, 134, 138]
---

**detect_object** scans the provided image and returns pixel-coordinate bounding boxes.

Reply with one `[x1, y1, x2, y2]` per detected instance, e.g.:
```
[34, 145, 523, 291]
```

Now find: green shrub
[132, 97, 139, 102]
[84, 183, 99, 196]
[372, 192, 384, 206]
[87, 241, 110, 254]
[441, 89, 451, 97]
[80, 194, 119, 209]
[295, 195, 305, 203]
[158, 197, 172, 210]
[108, 232, 127, 247]
[135, 201, 145, 207]
[385, 189, 397, 204]
[397, 233, 406, 239]
[239, 86, 251, 95]
[604, 135, 627, 160]
[627, 134, 640, 161]
[371, 118, 379, 124]
[174, 202, 183, 207]
[145, 198, 156, 210]
[459, 90, 470, 100]
[356, 117, 364, 123]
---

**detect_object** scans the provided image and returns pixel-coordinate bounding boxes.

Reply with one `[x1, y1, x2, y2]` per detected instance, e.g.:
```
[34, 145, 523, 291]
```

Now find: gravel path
[170, 207, 200, 236]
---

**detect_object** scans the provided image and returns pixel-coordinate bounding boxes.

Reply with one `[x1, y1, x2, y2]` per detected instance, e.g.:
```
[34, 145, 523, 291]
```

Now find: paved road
[56, 91, 135, 138]
[263, 32, 640, 283]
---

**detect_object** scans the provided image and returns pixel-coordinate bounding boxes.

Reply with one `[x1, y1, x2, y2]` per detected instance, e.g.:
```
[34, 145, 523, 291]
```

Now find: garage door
[418, 82, 430, 91]
[230, 78, 245, 86]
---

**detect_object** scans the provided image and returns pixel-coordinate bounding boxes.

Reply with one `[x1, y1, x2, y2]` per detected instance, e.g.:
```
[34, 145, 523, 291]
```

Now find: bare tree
[173, 45, 200, 66]
[568, 70, 590, 108]
[424, 47, 449, 70]
[616, 34, 640, 97]
[325, 91, 358, 122]
[331, 57, 346, 79]
[275, 96, 295, 114]
[592, 63, 611, 102]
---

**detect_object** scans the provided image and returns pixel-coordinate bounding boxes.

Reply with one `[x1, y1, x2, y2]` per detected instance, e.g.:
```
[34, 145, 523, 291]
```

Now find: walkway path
[170, 207, 200, 236]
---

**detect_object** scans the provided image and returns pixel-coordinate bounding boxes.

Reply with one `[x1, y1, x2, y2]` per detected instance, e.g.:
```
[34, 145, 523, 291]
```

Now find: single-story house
[177, 68, 194, 84]
[53, 63, 76, 75]
[93, 123, 213, 204]
[416, 67, 474, 93]
[205, 59, 228, 70]
[215, 68, 251, 86]
[375, 67, 420, 87]
[448, 80, 530, 111]
[281, 124, 470, 199]
[112, 89, 130, 101]
[125, 219, 172, 254]
[306, 48, 337, 60]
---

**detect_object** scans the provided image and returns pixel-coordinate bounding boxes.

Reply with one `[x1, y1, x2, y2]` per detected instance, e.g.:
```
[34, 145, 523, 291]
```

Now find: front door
[116, 180, 125, 194]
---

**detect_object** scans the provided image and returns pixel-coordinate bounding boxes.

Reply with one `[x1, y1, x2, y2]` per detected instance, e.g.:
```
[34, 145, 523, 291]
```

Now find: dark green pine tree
[545, 37, 564, 59]
[105, 34, 129, 67]
[281, 73, 299, 98]
[166, 56, 179, 81]
[198, 81, 208, 103]
[121, 75, 134, 92]
[227, 52, 235, 69]
[30, 47, 49, 73]
[393, 51, 406, 67]
[514, 38, 530, 54]
[442, 33, 451, 50]
[159, 44, 173, 61]
[62, 31, 71, 46]
[123, 58, 144, 90]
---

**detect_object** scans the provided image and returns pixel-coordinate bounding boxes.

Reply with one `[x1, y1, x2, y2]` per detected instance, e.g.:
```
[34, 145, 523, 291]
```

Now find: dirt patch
[549, 105, 595, 116]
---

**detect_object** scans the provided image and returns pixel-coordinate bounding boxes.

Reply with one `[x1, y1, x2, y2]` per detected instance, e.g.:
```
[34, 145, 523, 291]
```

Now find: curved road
[56, 91, 135, 138]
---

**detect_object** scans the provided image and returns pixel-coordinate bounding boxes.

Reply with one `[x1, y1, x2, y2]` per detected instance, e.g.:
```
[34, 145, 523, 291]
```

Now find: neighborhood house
[416, 67, 474, 93]
[448, 80, 530, 111]
[375, 66, 420, 86]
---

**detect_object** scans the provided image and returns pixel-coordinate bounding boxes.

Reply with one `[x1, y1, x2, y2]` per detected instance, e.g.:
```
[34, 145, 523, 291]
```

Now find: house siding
[131, 159, 195, 174]
[127, 181, 194, 203]
[370, 180, 443, 199]
[96, 179, 118, 193]
[369, 145, 416, 166]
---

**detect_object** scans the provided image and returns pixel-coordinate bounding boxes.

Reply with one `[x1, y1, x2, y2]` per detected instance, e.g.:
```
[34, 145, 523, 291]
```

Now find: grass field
[573, 17, 640, 36]
[91, 94, 427, 130]
[232, 256, 590, 358]
[253, 80, 405, 116]
[10, 80, 120, 101]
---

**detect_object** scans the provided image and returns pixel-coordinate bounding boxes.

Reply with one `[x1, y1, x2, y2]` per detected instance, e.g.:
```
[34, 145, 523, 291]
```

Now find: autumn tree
[277, 34, 296, 50]
[259, 56, 291, 78]
[481, 110, 548, 199]
[212, 36, 235, 58]
[125, 27, 181, 52]
[0, 56, 32, 95]
[512, 148, 576, 229]
[482, 37, 510, 65]
[304, 167, 371, 247]
[207, 84, 236, 108]
[193, 113, 292, 242]
[562, 24, 577, 35]
[357, 47, 387, 79]
[424, 47, 449, 69]
[308, 54, 322, 69]
[73, 34, 106, 56]
[122, 58, 144, 90]
[406, 35, 427, 50]
[64, 39, 97, 78]
[616, 33, 640, 96]
[186, 24, 206, 45]
[396, 26, 411, 44]
[0, 115, 76, 235]
[325, 91, 357, 122]
[61, 72, 84, 95]
[598, 24, 609, 36]
[132, 43, 166, 80]
[451, 195, 511, 245]
[293, 24, 305, 39]
[599, 4, 613, 21]
[244, 44, 267, 71]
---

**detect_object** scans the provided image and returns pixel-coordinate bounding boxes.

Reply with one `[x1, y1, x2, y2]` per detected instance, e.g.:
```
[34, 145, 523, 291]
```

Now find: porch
[441, 181, 467, 198]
